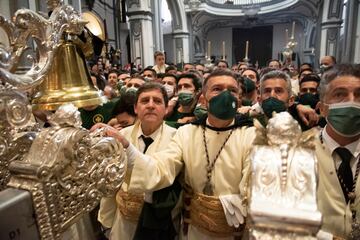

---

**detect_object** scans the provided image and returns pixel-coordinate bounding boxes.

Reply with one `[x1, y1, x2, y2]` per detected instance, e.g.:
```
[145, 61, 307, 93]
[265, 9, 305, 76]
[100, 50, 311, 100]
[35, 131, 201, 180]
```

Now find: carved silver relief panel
[249, 112, 321, 239]
[0, 89, 38, 190]
[8, 104, 127, 239]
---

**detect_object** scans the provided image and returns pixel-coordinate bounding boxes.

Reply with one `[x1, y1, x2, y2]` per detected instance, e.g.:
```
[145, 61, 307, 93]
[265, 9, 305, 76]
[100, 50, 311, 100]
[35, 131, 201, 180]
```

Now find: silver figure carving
[7, 104, 126, 239]
[249, 112, 321, 239]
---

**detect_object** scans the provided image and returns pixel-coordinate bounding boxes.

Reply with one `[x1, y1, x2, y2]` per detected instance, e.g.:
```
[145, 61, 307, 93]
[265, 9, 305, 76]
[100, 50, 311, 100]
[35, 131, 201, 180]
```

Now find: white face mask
[144, 77, 153, 82]
[163, 84, 175, 98]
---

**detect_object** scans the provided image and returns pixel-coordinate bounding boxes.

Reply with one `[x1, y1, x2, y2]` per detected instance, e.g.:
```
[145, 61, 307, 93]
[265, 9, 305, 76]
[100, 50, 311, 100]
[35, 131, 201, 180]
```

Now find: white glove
[316, 230, 333, 240]
[219, 194, 246, 228]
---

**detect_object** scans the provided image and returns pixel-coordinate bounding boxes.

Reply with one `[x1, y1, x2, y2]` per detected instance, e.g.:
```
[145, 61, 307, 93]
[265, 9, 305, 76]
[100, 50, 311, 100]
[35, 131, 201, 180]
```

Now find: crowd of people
[81, 50, 359, 240]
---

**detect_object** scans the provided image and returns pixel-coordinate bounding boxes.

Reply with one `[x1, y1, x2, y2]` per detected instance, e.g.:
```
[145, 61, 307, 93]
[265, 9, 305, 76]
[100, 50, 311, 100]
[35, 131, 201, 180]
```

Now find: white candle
[222, 41, 226, 60]
[245, 41, 249, 58]
[285, 29, 288, 43]
[291, 21, 295, 39]
[207, 41, 211, 59]
[78, 0, 82, 14]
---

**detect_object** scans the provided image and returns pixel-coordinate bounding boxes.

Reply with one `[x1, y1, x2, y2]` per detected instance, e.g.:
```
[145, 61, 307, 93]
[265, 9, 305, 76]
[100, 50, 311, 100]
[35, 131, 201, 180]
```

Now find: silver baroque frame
[0, 1, 127, 239]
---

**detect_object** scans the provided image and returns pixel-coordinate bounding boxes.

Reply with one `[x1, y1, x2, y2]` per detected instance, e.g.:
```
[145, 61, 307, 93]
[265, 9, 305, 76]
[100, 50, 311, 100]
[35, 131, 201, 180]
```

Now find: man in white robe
[94, 69, 255, 239]
[97, 83, 177, 239]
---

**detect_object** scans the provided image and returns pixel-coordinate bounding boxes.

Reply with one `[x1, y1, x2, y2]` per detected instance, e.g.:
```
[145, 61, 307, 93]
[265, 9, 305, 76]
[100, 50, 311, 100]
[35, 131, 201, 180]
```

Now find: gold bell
[31, 41, 102, 111]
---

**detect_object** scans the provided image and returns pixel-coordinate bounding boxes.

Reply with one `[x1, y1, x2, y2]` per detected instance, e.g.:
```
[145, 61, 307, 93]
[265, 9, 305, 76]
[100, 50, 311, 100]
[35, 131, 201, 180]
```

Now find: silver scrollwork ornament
[0, 89, 38, 190]
[8, 104, 127, 239]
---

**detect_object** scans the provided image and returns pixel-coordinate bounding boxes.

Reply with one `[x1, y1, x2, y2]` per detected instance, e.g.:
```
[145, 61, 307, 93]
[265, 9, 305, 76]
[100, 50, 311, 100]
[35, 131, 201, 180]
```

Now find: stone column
[127, 0, 155, 67]
[354, 0, 360, 63]
[319, 0, 344, 60]
[173, 31, 190, 65]
[152, 0, 164, 52]
[342, 0, 359, 62]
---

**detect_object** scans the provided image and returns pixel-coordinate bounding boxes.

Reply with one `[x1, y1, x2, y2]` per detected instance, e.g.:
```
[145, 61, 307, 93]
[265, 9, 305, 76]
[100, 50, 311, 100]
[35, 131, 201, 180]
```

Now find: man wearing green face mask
[91, 69, 255, 239]
[298, 74, 320, 110]
[259, 70, 319, 130]
[165, 73, 201, 128]
[259, 70, 293, 119]
[314, 64, 360, 239]
[241, 68, 259, 106]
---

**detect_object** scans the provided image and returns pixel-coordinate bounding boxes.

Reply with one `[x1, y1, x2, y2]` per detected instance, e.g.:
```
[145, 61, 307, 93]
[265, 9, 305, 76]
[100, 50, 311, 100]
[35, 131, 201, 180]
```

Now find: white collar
[136, 123, 162, 140]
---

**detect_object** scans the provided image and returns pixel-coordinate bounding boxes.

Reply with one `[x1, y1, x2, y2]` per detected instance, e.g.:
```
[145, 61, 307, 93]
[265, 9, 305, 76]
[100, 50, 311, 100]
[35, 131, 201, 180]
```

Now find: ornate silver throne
[0, 1, 126, 239]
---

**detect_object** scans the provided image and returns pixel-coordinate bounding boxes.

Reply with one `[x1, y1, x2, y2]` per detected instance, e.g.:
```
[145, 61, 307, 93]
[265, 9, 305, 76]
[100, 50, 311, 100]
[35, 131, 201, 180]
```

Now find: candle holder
[282, 22, 297, 67]
[204, 56, 214, 68]
[243, 56, 250, 64]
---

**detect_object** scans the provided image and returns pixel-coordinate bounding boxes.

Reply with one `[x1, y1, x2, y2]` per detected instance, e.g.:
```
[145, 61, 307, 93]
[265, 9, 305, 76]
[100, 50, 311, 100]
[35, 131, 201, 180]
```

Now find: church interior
[0, 0, 360, 240]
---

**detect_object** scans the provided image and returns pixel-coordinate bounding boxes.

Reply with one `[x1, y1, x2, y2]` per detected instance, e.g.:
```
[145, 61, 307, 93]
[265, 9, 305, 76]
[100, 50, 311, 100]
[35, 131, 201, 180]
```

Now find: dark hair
[165, 65, 177, 73]
[178, 73, 202, 91]
[157, 73, 165, 79]
[267, 59, 281, 67]
[300, 73, 321, 86]
[242, 67, 260, 82]
[203, 69, 239, 93]
[217, 60, 229, 68]
[112, 95, 136, 117]
[319, 64, 360, 100]
[183, 63, 194, 70]
[135, 82, 169, 107]
[300, 62, 313, 69]
[299, 68, 313, 76]
[142, 68, 157, 78]
[162, 73, 178, 83]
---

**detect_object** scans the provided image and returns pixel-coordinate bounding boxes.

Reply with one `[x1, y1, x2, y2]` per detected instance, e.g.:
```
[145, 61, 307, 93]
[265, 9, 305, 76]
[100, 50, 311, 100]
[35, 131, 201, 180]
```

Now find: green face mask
[178, 91, 194, 106]
[261, 97, 287, 118]
[298, 93, 319, 109]
[193, 105, 208, 119]
[327, 102, 360, 137]
[208, 90, 238, 120]
[243, 77, 256, 94]
[122, 87, 138, 100]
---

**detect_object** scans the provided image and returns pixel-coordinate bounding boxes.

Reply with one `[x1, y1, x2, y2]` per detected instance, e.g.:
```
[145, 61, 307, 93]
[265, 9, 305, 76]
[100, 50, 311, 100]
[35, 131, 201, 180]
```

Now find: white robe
[98, 121, 177, 239]
[129, 122, 255, 239]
